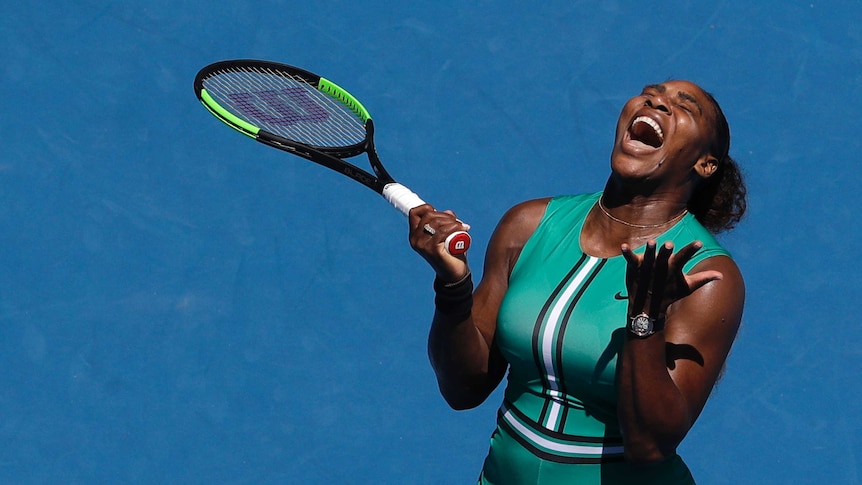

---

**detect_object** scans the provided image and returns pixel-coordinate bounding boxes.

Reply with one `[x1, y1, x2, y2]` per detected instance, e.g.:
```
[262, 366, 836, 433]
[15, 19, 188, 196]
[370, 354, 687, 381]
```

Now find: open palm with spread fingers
[621, 240, 724, 319]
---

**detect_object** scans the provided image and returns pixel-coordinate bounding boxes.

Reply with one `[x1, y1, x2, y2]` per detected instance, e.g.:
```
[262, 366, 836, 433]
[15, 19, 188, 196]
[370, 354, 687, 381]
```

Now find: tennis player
[410, 80, 746, 484]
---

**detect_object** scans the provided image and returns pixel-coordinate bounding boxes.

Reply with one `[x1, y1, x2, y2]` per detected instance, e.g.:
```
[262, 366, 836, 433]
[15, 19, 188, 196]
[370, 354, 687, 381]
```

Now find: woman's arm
[617, 243, 745, 463]
[410, 199, 548, 410]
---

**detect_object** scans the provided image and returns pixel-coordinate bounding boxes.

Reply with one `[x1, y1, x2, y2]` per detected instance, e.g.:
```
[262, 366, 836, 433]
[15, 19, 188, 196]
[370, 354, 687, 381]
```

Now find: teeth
[633, 116, 663, 141]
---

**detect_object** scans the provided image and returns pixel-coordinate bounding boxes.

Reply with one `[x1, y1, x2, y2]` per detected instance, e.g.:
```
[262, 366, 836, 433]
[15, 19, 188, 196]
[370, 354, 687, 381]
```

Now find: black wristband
[433, 272, 474, 319]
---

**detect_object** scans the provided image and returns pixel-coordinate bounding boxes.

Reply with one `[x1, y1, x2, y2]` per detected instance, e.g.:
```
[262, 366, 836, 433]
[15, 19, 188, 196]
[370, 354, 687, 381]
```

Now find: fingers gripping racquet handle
[382, 183, 471, 255]
[382, 182, 425, 216]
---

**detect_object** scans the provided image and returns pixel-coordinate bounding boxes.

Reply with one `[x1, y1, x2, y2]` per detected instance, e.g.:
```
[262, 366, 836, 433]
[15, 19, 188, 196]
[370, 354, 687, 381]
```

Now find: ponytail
[689, 91, 747, 234]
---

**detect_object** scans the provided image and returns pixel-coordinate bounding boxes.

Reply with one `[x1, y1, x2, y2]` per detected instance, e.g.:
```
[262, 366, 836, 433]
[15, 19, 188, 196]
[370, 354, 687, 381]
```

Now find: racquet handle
[382, 182, 425, 215]
[382, 182, 471, 255]
[444, 231, 471, 255]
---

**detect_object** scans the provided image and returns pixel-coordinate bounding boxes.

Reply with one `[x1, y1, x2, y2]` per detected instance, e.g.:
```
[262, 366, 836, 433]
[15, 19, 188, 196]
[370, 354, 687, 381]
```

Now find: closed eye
[677, 92, 703, 115]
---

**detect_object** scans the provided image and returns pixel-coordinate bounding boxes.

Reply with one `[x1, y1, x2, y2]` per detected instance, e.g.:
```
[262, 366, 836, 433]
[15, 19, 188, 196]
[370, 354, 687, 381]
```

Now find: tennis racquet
[193, 59, 471, 255]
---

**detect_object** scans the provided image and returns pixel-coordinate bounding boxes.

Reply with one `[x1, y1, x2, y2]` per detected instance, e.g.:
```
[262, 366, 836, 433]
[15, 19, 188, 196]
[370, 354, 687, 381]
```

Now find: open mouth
[629, 116, 664, 148]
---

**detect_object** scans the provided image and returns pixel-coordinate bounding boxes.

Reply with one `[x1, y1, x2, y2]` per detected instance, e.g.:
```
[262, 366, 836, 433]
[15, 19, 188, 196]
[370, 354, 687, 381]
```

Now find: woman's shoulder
[489, 193, 597, 259]
[493, 198, 551, 246]
[670, 216, 734, 272]
[503, 192, 600, 221]
[502, 197, 551, 221]
[493, 193, 598, 241]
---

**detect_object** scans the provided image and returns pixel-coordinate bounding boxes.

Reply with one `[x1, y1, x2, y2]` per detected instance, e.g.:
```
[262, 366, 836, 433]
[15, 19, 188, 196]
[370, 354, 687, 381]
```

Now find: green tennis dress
[479, 193, 730, 484]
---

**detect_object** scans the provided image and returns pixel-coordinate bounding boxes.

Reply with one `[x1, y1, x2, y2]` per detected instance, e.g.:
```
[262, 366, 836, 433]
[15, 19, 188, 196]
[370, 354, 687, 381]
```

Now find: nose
[645, 96, 670, 114]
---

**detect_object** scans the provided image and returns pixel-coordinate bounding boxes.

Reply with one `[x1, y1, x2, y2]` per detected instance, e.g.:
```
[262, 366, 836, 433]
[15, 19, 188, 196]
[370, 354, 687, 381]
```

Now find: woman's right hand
[409, 204, 470, 283]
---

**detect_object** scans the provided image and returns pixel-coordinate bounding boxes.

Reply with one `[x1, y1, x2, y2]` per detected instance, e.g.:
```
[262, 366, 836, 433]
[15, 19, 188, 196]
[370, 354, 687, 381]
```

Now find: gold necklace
[597, 197, 688, 229]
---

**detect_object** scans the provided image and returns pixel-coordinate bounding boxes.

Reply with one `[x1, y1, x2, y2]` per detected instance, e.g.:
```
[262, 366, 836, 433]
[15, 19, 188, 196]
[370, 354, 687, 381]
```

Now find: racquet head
[194, 60, 371, 159]
[194, 59, 471, 256]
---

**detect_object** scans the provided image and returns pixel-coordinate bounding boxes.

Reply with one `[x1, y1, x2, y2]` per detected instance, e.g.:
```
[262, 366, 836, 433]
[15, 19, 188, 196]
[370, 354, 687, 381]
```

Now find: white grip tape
[382, 183, 426, 216]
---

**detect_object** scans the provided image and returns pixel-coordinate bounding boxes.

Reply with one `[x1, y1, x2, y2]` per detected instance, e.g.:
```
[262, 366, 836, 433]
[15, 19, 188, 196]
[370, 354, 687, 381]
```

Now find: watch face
[631, 314, 653, 337]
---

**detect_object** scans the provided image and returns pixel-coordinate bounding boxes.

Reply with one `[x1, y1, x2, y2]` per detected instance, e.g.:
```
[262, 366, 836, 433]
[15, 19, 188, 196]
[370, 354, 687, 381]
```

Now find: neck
[581, 195, 688, 258]
[597, 195, 688, 229]
[600, 177, 692, 224]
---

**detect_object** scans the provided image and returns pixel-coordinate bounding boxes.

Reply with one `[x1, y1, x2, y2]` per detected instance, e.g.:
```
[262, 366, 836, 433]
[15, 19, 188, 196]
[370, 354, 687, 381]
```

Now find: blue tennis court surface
[1, 1, 859, 483]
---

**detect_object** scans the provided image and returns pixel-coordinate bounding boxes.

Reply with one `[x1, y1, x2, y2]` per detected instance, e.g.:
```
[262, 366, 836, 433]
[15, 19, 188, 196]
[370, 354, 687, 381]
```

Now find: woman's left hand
[621, 240, 724, 319]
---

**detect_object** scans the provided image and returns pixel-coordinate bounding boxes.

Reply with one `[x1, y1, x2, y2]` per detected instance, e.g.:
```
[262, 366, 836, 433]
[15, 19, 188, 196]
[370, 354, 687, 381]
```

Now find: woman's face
[610, 80, 718, 186]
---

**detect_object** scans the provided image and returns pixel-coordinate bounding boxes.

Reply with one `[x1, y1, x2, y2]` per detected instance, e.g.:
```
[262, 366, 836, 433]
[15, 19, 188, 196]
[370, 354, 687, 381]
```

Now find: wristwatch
[628, 313, 657, 338]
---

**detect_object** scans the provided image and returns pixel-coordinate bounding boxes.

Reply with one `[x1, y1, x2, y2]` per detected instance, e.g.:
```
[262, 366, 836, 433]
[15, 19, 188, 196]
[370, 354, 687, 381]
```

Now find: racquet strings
[201, 65, 367, 149]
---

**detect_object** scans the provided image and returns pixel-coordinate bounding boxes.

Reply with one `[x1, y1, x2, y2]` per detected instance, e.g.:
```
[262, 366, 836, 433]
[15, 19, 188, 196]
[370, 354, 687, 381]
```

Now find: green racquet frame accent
[318, 77, 371, 122]
[199, 89, 261, 138]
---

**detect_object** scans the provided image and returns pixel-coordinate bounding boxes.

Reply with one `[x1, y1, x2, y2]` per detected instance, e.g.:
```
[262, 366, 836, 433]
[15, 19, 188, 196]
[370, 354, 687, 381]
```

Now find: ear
[694, 153, 719, 179]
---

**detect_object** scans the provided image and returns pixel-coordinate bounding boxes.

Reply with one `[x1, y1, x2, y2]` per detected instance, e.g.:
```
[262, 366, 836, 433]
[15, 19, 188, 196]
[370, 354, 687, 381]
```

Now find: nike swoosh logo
[614, 292, 628, 300]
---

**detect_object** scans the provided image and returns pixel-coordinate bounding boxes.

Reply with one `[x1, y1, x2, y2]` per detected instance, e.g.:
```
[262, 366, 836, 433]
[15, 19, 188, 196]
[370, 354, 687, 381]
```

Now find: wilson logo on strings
[228, 88, 329, 125]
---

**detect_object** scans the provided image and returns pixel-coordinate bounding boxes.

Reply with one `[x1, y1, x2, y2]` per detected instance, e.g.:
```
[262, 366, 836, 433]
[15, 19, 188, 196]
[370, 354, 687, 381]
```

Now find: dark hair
[688, 91, 747, 234]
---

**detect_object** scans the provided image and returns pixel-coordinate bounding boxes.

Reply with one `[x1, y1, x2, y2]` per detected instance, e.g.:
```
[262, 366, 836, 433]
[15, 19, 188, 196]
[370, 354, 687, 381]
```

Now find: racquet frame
[194, 59, 471, 254]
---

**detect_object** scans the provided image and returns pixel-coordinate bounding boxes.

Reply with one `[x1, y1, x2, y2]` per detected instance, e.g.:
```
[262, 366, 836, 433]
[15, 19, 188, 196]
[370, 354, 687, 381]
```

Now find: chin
[611, 149, 659, 176]
[609, 160, 666, 193]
